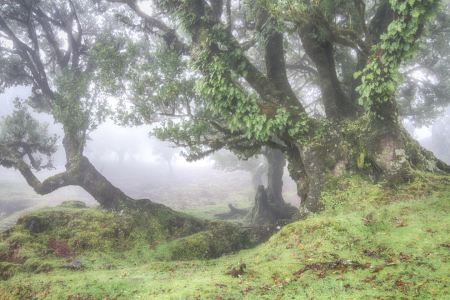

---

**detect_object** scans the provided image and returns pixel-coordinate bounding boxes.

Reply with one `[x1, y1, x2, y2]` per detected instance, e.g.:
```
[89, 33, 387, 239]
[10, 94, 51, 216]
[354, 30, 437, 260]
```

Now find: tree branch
[285, 63, 318, 75]
[353, 0, 373, 45]
[0, 15, 55, 100]
[0, 145, 73, 195]
[108, 0, 190, 55]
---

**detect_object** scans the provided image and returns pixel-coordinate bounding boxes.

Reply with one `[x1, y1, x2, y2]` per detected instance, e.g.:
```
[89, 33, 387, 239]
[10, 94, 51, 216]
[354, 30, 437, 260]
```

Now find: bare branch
[0, 14, 55, 100]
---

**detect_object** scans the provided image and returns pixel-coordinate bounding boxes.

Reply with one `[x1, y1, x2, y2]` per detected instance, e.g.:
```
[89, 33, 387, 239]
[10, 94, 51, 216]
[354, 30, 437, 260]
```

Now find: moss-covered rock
[21, 259, 53, 274]
[155, 221, 248, 260]
[9, 204, 199, 252]
[0, 200, 252, 280]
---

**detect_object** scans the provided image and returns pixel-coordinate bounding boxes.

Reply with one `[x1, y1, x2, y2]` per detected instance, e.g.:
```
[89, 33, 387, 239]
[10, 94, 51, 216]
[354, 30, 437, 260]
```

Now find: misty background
[0, 86, 300, 227]
[1, 83, 449, 227]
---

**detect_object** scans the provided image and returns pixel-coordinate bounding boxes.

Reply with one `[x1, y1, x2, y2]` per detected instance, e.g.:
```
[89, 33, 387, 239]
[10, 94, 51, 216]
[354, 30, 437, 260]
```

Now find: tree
[0, 100, 58, 171]
[150, 139, 180, 176]
[213, 149, 267, 192]
[213, 148, 297, 224]
[3, 0, 450, 218]
[0, 0, 154, 211]
[100, 0, 450, 214]
[426, 108, 450, 163]
[244, 147, 298, 225]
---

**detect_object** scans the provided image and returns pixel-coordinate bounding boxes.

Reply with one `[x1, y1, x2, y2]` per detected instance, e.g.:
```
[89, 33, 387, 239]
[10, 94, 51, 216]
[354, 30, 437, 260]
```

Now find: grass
[1, 173, 450, 299]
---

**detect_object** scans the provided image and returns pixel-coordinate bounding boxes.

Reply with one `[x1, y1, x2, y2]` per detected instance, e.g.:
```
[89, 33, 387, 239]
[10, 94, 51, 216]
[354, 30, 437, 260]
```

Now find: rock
[60, 259, 82, 269]
[72, 260, 82, 267]
[297, 206, 313, 220]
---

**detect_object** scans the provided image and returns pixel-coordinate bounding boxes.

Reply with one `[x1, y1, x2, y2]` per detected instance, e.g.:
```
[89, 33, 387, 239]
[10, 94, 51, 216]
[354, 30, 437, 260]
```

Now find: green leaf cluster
[0, 100, 58, 167]
[355, 0, 440, 117]
[53, 68, 110, 138]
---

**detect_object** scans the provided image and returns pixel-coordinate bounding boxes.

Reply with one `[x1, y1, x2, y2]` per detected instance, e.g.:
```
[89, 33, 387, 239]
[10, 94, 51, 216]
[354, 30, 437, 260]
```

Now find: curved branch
[33, 6, 73, 66]
[285, 63, 318, 76]
[108, 0, 190, 55]
[0, 145, 73, 194]
[0, 15, 55, 100]
[241, 37, 256, 51]
[33, 13, 65, 66]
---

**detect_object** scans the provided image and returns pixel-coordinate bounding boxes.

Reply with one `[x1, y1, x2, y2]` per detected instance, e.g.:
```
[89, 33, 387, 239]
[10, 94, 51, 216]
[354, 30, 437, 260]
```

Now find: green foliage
[0, 243, 9, 261]
[53, 68, 111, 138]
[357, 152, 365, 169]
[22, 258, 53, 274]
[55, 201, 87, 209]
[194, 53, 290, 141]
[0, 262, 17, 281]
[356, 0, 441, 117]
[153, 118, 209, 149]
[0, 100, 58, 168]
[287, 112, 310, 144]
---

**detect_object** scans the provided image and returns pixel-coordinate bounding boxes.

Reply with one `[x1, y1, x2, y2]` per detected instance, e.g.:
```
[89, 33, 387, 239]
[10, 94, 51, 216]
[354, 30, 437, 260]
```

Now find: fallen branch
[214, 204, 249, 219]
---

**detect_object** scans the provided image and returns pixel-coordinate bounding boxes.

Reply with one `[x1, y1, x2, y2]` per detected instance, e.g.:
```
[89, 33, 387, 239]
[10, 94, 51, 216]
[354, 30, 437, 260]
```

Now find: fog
[0, 86, 300, 229]
[1, 83, 449, 230]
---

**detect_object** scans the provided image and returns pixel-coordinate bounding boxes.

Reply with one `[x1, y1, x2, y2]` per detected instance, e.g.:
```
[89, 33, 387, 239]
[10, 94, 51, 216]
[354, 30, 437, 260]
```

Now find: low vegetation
[1, 173, 450, 299]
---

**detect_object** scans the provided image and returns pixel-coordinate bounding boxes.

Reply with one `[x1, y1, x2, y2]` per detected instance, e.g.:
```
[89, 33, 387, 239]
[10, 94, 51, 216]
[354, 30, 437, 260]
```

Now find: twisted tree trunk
[244, 148, 297, 225]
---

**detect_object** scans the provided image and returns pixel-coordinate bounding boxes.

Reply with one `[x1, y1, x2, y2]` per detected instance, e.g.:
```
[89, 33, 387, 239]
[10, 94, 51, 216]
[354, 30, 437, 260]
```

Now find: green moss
[55, 200, 87, 209]
[357, 152, 365, 169]
[0, 262, 17, 281]
[0, 199, 227, 282]
[5, 232, 32, 249]
[15, 248, 37, 261]
[324, 155, 336, 169]
[0, 174, 450, 299]
[154, 221, 247, 261]
[0, 243, 9, 261]
[22, 259, 53, 274]
[17, 213, 54, 233]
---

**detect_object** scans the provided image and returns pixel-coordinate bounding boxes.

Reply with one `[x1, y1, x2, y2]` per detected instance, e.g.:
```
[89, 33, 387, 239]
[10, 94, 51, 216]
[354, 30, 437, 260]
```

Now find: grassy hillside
[1, 173, 450, 299]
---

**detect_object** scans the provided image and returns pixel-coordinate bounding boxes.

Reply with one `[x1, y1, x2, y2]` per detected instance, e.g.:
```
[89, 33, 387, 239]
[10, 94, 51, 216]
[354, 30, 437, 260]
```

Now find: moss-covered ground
[1, 172, 450, 299]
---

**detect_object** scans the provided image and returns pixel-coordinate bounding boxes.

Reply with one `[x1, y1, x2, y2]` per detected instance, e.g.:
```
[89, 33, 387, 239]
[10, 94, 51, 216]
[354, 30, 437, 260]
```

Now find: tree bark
[245, 148, 297, 225]
[298, 23, 362, 121]
[251, 163, 267, 192]
[244, 185, 275, 225]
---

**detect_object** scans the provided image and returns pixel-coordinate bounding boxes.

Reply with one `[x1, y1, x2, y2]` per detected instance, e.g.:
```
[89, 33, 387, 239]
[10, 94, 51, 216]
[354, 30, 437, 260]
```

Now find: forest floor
[0, 166, 450, 299]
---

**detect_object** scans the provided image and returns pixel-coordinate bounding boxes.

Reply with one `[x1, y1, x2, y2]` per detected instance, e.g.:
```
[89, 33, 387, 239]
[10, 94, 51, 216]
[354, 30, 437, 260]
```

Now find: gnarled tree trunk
[245, 148, 297, 225]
